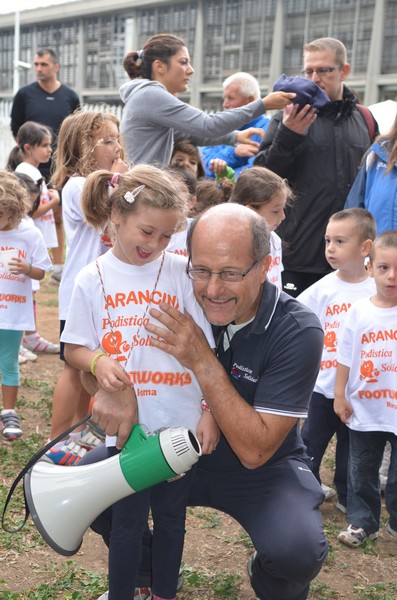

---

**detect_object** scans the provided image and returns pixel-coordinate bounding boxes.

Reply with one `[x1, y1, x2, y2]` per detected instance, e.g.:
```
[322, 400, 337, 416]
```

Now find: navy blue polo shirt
[199, 280, 323, 473]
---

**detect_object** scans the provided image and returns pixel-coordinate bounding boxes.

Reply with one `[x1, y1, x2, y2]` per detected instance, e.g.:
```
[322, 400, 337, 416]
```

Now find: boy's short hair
[369, 230, 397, 262]
[328, 208, 376, 242]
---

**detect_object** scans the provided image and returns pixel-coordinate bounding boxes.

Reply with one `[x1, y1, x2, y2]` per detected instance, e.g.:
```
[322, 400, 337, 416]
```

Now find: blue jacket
[200, 113, 269, 179]
[345, 140, 397, 233]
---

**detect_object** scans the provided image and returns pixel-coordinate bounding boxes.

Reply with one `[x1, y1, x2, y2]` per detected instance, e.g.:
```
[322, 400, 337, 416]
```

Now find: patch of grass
[224, 530, 252, 548]
[212, 571, 242, 598]
[0, 561, 107, 599]
[309, 580, 340, 599]
[181, 566, 242, 599]
[353, 581, 397, 599]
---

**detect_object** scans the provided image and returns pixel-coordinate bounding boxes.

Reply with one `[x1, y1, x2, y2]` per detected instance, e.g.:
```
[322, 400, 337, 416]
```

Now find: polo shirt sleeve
[253, 314, 323, 419]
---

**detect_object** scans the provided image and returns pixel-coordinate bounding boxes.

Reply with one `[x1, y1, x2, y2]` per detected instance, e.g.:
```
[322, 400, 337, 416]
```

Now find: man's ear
[259, 254, 272, 283]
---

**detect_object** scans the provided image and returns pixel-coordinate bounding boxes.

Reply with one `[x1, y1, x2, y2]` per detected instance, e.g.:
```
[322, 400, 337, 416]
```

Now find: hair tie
[124, 185, 145, 204]
[137, 49, 144, 60]
[109, 173, 120, 188]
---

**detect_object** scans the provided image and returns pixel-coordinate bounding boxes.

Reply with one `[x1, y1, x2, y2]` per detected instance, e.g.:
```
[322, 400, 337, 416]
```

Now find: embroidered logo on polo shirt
[231, 363, 259, 383]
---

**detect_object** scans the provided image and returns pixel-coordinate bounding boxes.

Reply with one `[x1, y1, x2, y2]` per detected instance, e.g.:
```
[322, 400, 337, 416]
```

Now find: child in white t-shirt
[44, 110, 128, 463]
[298, 208, 376, 511]
[229, 165, 292, 290]
[8, 121, 61, 357]
[61, 164, 219, 600]
[0, 171, 52, 440]
[335, 230, 397, 547]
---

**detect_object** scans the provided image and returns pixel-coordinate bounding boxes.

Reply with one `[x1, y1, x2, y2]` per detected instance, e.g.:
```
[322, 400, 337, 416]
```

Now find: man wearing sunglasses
[255, 37, 378, 297]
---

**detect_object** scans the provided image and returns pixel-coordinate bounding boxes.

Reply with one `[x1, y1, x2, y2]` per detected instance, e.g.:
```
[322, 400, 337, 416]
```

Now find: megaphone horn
[24, 425, 201, 556]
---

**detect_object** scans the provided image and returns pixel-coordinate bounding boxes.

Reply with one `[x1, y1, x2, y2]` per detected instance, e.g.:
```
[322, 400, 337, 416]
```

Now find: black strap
[1, 413, 92, 533]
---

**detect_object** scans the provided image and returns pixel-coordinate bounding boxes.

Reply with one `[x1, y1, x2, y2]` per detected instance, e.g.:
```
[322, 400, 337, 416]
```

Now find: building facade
[0, 0, 395, 110]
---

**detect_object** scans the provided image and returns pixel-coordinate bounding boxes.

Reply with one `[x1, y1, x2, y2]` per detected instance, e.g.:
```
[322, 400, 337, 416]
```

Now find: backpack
[356, 104, 377, 141]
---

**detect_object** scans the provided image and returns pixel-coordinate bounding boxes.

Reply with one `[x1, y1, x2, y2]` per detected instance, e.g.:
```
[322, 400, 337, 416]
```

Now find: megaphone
[24, 424, 201, 556]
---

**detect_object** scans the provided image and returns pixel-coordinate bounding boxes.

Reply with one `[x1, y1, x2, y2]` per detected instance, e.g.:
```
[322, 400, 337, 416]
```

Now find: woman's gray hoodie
[119, 79, 267, 165]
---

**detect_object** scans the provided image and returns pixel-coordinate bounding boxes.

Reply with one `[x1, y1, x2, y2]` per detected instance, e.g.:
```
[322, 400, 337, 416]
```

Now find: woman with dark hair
[120, 33, 294, 165]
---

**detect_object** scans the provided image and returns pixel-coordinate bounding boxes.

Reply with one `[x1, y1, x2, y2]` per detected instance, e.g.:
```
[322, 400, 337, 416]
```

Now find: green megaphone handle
[119, 425, 176, 491]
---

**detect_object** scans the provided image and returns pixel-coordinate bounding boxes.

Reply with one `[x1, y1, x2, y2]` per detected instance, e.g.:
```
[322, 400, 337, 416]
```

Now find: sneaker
[338, 524, 378, 547]
[247, 550, 257, 579]
[51, 265, 63, 284]
[335, 501, 347, 514]
[19, 346, 38, 362]
[18, 352, 28, 365]
[22, 333, 60, 354]
[87, 416, 106, 441]
[386, 522, 397, 538]
[41, 440, 87, 465]
[321, 484, 337, 501]
[96, 593, 108, 600]
[134, 588, 152, 600]
[1, 412, 23, 440]
[75, 426, 104, 451]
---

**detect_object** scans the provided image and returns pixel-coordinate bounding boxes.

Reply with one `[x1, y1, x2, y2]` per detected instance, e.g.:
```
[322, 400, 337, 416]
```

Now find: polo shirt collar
[250, 280, 280, 334]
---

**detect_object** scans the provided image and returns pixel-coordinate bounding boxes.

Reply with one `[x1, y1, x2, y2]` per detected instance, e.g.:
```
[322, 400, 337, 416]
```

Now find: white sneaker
[18, 352, 28, 365]
[338, 524, 378, 547]
[22, 333, 60, 354]
[19, 346, 38, 362]
[321, 484, 336, 500]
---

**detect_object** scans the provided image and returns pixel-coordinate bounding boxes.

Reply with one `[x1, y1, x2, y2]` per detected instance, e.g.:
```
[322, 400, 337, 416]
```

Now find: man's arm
[145, 303, 319, 469]
[254, 104, 316, 177]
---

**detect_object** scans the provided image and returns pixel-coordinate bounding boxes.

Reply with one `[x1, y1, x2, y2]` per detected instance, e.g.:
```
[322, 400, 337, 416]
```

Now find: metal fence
[0, 100, 123, 170]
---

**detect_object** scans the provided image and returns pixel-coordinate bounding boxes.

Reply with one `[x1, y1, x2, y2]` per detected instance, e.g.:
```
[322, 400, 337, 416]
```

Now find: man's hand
[282, 103, 317, 134]
[92, 386, 138, 449]
[235, 127, 263, 146]
[234, 143, 259, 158]
[145, 303, 214, 373]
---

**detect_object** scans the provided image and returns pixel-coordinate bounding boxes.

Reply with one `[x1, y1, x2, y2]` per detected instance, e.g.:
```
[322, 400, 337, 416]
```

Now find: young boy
[298, 208, 376, 511]
[335, 230, 397, 547]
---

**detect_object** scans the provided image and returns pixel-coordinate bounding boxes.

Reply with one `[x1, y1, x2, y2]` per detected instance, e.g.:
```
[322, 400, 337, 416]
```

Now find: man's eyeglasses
[186, 260, 259, 282]
[301, 65, 343, 77]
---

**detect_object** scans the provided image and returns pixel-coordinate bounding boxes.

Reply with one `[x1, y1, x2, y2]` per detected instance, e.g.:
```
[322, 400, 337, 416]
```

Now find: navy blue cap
[273, 74, 330, 111]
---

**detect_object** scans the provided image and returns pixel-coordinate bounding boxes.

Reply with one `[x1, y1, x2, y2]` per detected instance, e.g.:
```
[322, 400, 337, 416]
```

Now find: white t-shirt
[166, 217, 192, 258]
[267, 232, 283, 291]
[0, 217, 52, 330]
[15, 162, 58, 249]
[337, 297, 397, 434]
[298, 271, 376, 398]
[61, 250, 214, 441]
[59, 176, 112, 320]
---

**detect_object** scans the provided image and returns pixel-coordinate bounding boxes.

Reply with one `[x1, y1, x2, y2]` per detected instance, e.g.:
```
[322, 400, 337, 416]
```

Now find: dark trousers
[87, 449, 328, 600]
[347, 429, 397, 534]
[301, 391, 349, 506]
[80, 445, 194, 600]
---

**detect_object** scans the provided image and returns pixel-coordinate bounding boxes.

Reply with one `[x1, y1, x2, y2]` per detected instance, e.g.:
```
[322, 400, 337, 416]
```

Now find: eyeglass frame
[186, 259, 259, 282]
[301, 64, 343, 77]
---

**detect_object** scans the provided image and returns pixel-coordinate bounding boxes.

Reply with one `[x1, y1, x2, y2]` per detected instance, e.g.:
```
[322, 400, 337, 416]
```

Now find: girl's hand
[8, 257, 31, 276]
[196, 411, 220, 454]
[94, 355, 132, 392]
[209, 158, 228, 174]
